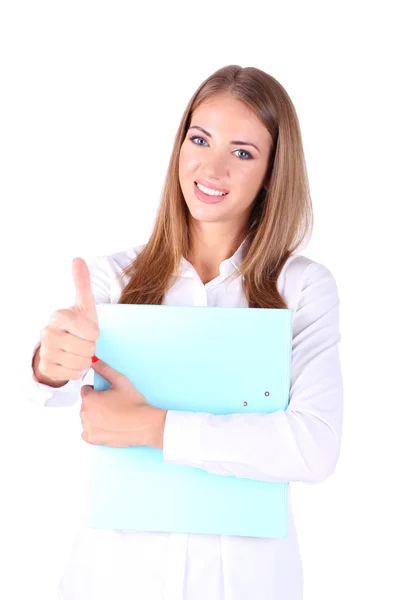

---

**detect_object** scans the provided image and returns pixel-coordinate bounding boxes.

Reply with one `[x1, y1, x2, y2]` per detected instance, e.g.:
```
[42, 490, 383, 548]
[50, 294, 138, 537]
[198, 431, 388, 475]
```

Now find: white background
[1, 1, 399, 598]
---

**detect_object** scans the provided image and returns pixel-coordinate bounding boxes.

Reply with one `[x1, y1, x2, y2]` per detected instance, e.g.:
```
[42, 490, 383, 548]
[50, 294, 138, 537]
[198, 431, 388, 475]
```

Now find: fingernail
[91, 355, 99, 363]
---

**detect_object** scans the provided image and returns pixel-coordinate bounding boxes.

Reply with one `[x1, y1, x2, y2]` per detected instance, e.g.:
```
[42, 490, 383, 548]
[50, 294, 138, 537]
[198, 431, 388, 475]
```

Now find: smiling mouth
[194, 181, 229, 197]
[193, 181, 228, 205]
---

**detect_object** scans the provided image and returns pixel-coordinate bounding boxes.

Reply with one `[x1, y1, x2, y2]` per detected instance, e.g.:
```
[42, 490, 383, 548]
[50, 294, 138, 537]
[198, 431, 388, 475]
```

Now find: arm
[163, 262, 344, 484]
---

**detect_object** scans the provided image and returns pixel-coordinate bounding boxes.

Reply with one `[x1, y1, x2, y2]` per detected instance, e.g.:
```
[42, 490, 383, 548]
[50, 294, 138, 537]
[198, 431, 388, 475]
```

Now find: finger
[36, 359, 84, 381]
[39, 338, 93, 373]
[81, 384, 95, 398]
[81, 431, 94, 445]
[72, 258, 98, 324]
[42, 327, 96, 358]
[49, 310, 100, 342]
[80, 385, 95, 409]
[91, 358, 125, 386]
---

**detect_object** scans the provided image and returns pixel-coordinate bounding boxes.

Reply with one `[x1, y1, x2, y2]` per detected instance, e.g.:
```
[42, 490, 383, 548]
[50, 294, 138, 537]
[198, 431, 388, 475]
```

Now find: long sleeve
[163, 262, 344, 484]
[24, 255, 112, 408]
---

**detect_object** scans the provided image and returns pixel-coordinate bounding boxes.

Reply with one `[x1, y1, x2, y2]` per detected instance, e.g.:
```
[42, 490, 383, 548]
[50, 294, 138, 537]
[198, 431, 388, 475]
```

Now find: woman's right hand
[35, 258, 100, 384]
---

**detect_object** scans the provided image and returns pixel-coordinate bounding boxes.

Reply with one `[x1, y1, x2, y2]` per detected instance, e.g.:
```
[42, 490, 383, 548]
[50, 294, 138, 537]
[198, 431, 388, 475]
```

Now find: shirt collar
[178, 237, 250, 279]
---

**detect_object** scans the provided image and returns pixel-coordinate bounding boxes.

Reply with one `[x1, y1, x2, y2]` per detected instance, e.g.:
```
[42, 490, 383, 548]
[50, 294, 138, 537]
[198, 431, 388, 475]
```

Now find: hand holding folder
[85, 303, 292, 539]
[81, 357, 166, 449]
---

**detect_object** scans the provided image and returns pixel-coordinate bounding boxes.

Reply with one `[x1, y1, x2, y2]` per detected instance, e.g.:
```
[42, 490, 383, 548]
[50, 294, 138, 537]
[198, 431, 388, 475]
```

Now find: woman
[29, 65, 343, 600]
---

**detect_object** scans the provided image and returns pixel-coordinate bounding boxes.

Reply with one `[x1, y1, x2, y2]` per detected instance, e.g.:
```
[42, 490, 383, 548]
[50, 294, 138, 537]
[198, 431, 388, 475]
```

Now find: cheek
[178, 152, 190, 190]
[237, 165, 265, 193]
[178, 149, 185, 175]
[178, 144, 189, 168]
[179, 144, 199, 175]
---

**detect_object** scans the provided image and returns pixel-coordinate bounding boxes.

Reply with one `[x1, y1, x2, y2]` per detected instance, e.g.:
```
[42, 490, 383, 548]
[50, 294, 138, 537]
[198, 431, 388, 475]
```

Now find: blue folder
[87, 304, 292, 538]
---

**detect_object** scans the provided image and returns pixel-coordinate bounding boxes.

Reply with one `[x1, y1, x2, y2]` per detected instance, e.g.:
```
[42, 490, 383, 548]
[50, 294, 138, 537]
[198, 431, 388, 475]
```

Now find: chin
[188, 205, 226, 222]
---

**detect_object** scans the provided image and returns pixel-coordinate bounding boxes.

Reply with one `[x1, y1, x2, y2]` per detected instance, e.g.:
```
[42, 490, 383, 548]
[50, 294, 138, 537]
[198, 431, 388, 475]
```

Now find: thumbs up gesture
[34, 256, 167, 448]
[34, 258, 100, 385]
[71, 257, 99, 326]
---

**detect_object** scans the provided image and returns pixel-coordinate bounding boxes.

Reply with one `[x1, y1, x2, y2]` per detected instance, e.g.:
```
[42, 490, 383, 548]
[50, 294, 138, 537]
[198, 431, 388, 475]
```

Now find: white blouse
[27, 240, 343, 600]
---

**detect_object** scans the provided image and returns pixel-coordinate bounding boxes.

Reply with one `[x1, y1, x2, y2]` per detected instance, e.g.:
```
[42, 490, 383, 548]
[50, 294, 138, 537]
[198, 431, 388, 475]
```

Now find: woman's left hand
[80, 358, 167, 449]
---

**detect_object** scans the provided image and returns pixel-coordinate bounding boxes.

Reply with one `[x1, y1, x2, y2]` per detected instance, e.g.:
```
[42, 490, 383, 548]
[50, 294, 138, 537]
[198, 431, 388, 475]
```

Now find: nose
[202, 152, 228, 181]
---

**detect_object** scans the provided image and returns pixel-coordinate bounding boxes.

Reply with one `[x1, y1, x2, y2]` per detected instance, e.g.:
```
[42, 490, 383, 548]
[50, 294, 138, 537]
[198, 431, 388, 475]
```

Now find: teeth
[196, 182, 227, 196]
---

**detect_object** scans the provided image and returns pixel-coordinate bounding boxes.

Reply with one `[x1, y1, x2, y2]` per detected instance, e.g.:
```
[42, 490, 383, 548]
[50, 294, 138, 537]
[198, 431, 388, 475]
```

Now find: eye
[189, 135, 208, 146]
[189, 136, 253, 161]
[233, 149, 253, 161]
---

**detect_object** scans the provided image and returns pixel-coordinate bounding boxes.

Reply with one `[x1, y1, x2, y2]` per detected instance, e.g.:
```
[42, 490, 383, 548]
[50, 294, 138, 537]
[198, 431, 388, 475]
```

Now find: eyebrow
[188, 125, 261, 153]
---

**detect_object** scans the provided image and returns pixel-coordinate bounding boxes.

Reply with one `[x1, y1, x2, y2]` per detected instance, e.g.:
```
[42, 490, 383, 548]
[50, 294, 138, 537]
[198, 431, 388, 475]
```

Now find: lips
[194, 180, 230, 195]
[193, 181, 227, 204]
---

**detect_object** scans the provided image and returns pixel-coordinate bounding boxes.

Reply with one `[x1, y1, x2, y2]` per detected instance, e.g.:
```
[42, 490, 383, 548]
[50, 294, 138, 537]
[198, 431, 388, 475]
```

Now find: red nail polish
[91, 355, 99, 363]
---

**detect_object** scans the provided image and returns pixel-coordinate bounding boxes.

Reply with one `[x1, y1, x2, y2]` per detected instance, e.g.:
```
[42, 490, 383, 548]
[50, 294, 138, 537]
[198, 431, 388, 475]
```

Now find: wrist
[146, 407, 167, 449]
[33, 347, 69, 388]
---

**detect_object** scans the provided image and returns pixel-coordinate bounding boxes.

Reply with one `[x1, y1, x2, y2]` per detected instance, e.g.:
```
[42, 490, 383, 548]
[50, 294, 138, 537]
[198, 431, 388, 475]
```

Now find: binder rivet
[264, 391, 270, 397]
[243, 401, 248, 407]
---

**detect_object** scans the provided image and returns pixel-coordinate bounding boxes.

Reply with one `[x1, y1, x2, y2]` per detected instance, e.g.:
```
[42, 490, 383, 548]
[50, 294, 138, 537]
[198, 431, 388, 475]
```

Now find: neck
[187, 220, 246, 284]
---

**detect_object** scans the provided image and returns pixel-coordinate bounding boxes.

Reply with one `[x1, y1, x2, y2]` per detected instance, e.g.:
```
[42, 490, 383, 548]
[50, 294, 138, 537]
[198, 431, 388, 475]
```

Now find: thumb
[72, 258, 98, 324]
[91, 358, 125, 387]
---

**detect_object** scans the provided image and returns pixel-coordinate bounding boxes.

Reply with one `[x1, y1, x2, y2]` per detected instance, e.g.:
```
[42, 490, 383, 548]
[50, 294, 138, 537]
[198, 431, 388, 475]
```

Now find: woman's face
[179, 93, 273, 228]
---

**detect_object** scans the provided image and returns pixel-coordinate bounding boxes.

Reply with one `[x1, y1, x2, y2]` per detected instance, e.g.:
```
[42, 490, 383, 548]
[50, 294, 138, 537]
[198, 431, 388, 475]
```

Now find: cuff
[26, 342, 91, 407]
[27, 368, 80, 407]
[163, 410, 209, 468]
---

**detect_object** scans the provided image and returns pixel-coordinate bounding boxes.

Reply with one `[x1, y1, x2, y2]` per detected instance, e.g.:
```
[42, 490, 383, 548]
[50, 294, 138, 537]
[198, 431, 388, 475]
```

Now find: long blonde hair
[118, 65, 313, 308]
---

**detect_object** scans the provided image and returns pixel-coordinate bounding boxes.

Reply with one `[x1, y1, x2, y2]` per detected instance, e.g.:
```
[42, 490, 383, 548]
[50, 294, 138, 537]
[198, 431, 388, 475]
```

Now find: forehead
[191, 93, 271, 145]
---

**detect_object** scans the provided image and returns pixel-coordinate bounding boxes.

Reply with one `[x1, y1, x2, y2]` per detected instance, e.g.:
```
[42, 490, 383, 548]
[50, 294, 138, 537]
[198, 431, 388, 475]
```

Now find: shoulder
[278, 253, 340, 314]
[87, 243, 147, 302]
[94, 243, 146, 273]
